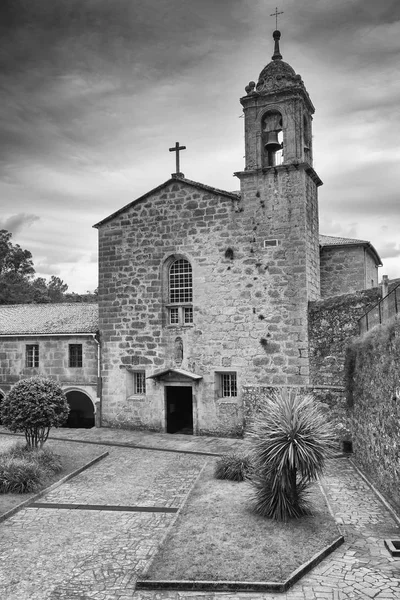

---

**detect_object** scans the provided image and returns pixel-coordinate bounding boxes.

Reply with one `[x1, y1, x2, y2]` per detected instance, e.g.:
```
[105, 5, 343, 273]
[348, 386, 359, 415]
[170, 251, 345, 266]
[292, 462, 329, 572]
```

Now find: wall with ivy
[308, 288, 380, 387]
[346, 316, 400, 511]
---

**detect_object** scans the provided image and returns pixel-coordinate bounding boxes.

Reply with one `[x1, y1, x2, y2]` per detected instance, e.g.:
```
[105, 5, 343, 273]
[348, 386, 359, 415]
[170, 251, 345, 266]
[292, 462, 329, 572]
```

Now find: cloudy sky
[1, 0, 399, 293]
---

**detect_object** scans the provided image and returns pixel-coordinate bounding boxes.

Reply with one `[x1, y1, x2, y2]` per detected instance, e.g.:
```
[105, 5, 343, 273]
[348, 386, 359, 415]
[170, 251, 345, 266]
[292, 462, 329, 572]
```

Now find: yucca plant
[248, 388, 335, 521]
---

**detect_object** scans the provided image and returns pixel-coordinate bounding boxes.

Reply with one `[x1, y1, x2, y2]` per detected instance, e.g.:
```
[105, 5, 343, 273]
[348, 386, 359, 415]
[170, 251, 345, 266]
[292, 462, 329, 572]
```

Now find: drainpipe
[92, 331, 101, 427]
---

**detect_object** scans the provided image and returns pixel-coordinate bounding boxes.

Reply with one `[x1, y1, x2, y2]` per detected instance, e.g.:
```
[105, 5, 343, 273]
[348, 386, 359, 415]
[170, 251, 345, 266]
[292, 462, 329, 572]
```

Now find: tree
[0, 230, 36, 304]
[248, 389, 335, 521]
[0, 377, 70, 448]
[47, 276, 68, 302]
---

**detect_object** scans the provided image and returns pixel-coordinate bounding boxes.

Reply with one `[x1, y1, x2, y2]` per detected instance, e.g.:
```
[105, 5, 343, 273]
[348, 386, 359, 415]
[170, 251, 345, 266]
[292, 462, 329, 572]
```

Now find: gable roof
[93, 176, 240, 228]
[147, 368, 203, 381]
[319, 234, 382, 266]
[0, 304, 99, 336]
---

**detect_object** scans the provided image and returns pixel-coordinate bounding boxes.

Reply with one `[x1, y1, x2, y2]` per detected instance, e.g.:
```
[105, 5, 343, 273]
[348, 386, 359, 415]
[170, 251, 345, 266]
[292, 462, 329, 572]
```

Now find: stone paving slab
[1, 429, 400, 600]
[24, 426, 248, 455]
[42, 447, 205, 508]
[0, 506, 174, 600]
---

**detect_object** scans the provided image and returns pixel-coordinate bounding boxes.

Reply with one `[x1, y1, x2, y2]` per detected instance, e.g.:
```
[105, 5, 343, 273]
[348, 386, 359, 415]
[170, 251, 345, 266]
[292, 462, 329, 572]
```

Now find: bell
[264, 131, 282, 152]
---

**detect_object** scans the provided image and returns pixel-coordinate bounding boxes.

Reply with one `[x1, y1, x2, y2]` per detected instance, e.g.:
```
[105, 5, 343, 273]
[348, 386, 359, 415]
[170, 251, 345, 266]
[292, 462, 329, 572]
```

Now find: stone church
[0, 30, 382, 436]
[92, 30, 381, 436]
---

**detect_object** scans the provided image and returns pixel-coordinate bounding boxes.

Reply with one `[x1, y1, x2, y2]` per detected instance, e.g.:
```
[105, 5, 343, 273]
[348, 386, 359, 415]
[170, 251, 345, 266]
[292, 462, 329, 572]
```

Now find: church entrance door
[165, 386, 193, 434]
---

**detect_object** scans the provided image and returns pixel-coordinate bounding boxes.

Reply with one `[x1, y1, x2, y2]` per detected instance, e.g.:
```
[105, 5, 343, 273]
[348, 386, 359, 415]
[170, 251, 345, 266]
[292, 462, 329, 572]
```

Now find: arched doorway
[64, 390, 95, 428]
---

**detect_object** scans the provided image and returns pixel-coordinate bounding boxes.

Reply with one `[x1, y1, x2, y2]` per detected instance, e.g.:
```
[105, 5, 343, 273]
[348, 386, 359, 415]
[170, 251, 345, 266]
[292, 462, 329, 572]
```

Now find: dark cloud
[0, 213, 40, 234]
[0, 0, 399, 288]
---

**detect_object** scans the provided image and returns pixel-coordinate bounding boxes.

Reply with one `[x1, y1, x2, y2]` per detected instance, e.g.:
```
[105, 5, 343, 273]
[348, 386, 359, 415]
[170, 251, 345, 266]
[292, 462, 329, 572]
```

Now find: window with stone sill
[215, 372, 238, 398]
[126, 370, 146, 397]
[167, 258, 193, 326]
[26, 344, 39, 368]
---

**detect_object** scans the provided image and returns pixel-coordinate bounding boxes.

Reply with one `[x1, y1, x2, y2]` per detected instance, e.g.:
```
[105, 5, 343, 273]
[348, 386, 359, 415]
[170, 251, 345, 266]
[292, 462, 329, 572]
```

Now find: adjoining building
[0, 303, 99, 428]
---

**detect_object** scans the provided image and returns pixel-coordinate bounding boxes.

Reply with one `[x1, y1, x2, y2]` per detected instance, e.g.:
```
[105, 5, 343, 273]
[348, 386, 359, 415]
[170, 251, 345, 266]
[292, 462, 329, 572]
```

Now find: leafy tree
[0, 230, 36, 304]
[0, 377, 70, 448]
[248, 389, 335, 521]
[0, 229, 35, 278]
[47, 276, 69, 302]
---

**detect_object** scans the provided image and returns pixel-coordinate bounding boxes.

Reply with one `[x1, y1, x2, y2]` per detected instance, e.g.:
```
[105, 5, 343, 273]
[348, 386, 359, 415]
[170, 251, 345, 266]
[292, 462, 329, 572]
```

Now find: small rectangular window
[134, 372, 146, 395]
[169, 307, 179, 324]
[69, 344, 83, 368]
[263, 239, 278, 248]
[26, 344, 39, 368]
[183, 306, 193, 324]
[221, 373, 237, 397]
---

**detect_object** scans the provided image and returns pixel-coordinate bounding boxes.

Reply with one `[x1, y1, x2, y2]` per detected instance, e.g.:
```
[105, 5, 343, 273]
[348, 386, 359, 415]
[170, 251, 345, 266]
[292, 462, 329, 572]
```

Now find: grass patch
[145, 461, 339, 583]
[0, 436, 104, 517]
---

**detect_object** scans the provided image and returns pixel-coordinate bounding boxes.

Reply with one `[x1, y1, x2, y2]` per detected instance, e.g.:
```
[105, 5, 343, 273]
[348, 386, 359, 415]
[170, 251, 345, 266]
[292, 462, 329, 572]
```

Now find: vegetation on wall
[345, 316, 400, 510]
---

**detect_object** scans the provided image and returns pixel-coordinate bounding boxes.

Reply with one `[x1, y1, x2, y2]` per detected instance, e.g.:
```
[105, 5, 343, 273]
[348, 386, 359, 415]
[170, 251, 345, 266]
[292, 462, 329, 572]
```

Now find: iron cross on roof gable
[169, 141, 186, 178]
[270, 7, 284, 30]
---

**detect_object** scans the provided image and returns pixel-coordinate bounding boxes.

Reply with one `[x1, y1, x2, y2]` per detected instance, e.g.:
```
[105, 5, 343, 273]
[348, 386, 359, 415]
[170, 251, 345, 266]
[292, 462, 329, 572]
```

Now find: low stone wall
[346, 316, 400, 512]
[308, 288, 380, 387]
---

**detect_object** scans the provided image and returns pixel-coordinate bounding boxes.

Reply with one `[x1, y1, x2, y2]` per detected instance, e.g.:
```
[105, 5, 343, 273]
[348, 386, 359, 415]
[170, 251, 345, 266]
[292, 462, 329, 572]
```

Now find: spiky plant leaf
[248, 388, 335, 521]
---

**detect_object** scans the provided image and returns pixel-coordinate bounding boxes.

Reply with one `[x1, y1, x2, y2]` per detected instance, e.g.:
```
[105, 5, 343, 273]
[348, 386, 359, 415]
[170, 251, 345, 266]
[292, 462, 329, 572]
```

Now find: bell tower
[241, 30, 316, 171]
[234, 30, 322, 385]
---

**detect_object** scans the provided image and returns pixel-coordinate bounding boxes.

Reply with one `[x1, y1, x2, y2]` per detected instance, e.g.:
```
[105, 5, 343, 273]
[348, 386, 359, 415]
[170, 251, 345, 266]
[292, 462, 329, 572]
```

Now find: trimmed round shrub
[214, 453, 252, 481]
[0, 456, 42, 494]
[0, 377, 69, 448]
[248, 388, 335, 521]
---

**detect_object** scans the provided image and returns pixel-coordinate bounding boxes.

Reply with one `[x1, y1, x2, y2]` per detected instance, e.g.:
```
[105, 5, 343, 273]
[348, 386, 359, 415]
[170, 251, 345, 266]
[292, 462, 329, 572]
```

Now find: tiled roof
[0, 304, 99, 336]
[319, 234, 382, 266]
[319, 234, 369, 247]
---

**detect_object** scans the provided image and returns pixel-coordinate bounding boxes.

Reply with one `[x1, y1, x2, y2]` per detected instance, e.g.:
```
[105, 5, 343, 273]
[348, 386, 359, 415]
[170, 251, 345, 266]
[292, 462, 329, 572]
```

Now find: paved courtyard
[0, 428, 399, 599]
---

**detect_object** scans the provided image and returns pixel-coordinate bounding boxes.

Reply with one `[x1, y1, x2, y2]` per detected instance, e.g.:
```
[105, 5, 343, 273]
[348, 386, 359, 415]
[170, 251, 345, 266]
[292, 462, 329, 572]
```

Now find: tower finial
[272, 30, 282, 61]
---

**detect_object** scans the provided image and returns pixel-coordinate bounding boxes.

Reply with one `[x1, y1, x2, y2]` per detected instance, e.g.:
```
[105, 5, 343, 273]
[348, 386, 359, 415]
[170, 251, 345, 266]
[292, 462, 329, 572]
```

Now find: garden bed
[144, 460, 340, 583]
[0, 434, 105, 517]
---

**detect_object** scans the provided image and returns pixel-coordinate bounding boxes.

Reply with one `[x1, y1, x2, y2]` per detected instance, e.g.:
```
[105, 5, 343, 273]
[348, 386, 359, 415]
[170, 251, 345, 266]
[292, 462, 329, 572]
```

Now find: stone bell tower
[235, 30, 322, 385]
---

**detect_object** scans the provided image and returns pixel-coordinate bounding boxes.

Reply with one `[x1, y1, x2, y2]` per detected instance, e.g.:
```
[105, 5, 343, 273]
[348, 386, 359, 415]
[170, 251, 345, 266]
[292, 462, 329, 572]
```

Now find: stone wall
[308, 287, 381, 387]
[0, 335, 98, 404]
[242, 385, 345, 435]
[97, 169, 319, 435]
[320, 246, 378, 298]
[347, 316, 400, 511]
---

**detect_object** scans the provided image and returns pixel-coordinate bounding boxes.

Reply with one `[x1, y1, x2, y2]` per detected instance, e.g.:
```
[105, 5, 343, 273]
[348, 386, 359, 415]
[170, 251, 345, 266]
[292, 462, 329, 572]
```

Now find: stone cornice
[234, 163, 323, 187]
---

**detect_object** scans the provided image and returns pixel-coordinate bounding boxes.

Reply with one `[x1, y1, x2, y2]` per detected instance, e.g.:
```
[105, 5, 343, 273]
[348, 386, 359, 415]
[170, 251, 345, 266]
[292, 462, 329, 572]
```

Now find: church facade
[0, 31, 382, 437]
[93, 31, 381, 436]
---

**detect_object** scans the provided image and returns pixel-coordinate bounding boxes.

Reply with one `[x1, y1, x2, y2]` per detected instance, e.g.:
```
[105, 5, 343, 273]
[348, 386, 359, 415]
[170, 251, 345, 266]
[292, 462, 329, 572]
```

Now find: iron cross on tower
[169, 141, 186, 178]
[270, 7, 284, 30]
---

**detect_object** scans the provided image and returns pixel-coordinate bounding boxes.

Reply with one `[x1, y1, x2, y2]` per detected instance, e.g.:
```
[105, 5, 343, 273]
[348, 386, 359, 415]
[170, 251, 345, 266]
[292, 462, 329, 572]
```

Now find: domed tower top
[241, 29, 318, 171]
[245, 30, 312, 104]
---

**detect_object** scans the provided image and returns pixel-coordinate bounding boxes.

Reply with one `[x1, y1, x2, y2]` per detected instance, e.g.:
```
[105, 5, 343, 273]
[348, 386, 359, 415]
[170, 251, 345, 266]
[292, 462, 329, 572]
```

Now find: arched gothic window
[168, 258, 193, 325]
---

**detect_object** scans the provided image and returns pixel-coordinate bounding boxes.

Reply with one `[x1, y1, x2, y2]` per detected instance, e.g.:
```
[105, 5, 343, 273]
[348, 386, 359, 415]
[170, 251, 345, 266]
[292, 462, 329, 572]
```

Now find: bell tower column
[234, 30, 322, 386]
